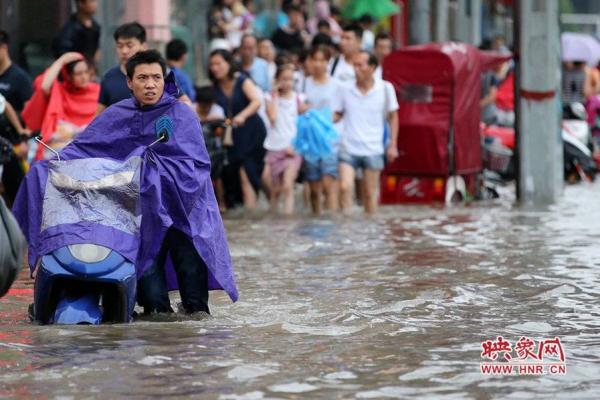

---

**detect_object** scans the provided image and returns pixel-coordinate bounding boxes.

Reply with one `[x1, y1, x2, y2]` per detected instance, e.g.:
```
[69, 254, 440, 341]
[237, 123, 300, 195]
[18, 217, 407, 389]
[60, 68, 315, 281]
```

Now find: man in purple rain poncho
[13, 50, 238, 314]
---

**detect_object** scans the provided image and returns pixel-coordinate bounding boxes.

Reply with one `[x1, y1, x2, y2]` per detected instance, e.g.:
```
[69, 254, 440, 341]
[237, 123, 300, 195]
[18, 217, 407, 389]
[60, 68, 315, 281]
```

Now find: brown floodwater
[1, 182, 599, 399]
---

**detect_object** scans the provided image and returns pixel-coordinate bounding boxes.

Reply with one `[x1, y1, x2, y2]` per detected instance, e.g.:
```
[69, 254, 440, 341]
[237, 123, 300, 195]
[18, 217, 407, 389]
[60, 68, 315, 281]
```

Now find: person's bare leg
[214, 179, 226, 212]
[355, 177, 363, 206]
[339, 163, 356, 212]
[309, 181, 322, 214]
[240, 167, 257, 210]
[322, 175, 339, 211]
[363, 168, 381, 214]
[270, 184, 280, 213]
[282, 163, 300, 215]
[302, 182, 310, 209]
[261, 164, 272, 199]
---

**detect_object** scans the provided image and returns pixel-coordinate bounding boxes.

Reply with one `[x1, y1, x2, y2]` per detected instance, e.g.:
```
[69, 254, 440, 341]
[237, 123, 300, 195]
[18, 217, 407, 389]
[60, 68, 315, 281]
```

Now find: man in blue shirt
[166, 39, 196, 102]
[239, 34, 271, 93]
[0, 30, 32, 207]
[0, 31, 32, 114]
[97, 22, 147, 114]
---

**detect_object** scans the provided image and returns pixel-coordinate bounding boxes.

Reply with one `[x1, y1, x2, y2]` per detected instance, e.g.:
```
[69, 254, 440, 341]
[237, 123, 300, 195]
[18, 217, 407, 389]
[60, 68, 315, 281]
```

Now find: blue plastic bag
[294, 108, 339, 163]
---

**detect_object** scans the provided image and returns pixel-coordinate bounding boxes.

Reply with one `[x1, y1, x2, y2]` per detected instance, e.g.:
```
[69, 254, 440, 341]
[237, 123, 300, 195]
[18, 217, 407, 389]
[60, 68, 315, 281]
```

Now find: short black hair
[312, 32, 334, 48]
[317, 19, 330, 30]
[284, 4, 302, 15]
[74, 0, 90, 7]
[358, 14, 374, 25]
[297, 47, 309, 64]
[114, 22, 146, 43]
[343, 23, 363, 40]
[375, 31, 391, 46]
[166, 38, 188, 61]
[0, 30, 9, 46]
[125, 49, 167, 79]
[308, 45, 332, 61]
[478, 38, 492, 51]
[275, 51, 292, 67]
[196, 86, 216, 104]
[361, 50, 379, 68]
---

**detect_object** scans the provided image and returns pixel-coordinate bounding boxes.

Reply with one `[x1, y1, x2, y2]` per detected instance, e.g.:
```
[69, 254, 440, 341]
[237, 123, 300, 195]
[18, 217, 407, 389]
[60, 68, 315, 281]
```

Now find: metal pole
[515, 0, 562, 205]
[409, 0, 431, 44]
[434, 0, 449, 42]
[455, 0, 469, 42]
[469, 0, 481, 45]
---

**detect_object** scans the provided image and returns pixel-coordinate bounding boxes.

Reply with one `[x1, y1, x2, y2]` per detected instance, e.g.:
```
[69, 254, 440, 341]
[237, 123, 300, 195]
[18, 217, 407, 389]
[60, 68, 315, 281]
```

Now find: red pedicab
[380, 42, 509, 203]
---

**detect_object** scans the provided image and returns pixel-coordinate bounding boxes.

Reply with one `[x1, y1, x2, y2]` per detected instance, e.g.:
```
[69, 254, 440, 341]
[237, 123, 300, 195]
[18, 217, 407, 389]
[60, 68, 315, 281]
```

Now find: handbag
[222, 79, 236, 147]
[0, 196, 25, 297]
[223, 123, 234, 147]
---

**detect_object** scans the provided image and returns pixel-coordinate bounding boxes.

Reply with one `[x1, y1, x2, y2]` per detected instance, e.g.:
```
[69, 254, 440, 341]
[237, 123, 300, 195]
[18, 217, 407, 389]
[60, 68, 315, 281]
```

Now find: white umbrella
[561, 32, 600, 66]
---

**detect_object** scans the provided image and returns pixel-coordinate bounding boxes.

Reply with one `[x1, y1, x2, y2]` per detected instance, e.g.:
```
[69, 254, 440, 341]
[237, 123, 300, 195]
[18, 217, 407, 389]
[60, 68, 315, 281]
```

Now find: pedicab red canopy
[383, 42, 510, 176]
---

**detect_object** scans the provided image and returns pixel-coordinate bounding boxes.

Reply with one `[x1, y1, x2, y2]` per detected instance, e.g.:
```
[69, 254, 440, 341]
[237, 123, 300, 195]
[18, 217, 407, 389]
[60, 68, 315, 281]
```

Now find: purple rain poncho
[12, 89, 238, 302]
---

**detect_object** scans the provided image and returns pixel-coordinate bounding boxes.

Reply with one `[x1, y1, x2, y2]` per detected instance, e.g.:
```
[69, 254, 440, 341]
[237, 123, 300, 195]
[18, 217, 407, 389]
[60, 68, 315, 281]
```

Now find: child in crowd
[262, 64, 308, 214]
[301, 45, 341, 214]
[196, 86, 227, 212]
[196, 85, 225, 122]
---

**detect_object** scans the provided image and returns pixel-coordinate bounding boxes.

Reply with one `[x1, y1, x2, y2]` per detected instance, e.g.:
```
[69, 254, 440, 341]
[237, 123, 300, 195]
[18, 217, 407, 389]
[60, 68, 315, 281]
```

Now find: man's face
[289, 11, 305, 30]
[0, 44, 7, 64]
[78, 0, 98, 15]
[116, 37, 146, 65]
[374, 38, 392, 62]
[340, 30, 360, 57]
[127, 63, 164, 106]
[240, 36, 257, 62]
[353, 53, 375, 82]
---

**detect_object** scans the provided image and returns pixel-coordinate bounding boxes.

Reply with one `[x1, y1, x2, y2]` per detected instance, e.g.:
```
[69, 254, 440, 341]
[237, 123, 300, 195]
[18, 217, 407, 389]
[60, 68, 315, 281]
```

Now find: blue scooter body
[34, 246, 136, 324]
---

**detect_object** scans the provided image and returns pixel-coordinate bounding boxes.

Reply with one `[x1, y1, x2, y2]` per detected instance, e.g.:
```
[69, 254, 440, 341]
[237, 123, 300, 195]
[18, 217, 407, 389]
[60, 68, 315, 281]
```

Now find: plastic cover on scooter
[41, 157, 142, 236]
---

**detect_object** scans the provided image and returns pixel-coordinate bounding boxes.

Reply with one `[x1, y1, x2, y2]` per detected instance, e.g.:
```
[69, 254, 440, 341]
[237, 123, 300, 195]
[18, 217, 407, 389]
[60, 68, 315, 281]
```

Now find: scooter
[30, 116, 173, 324]
[562, 103, 596, 182]
[562, 102, 592, 150]
[201, 118, 228, 179]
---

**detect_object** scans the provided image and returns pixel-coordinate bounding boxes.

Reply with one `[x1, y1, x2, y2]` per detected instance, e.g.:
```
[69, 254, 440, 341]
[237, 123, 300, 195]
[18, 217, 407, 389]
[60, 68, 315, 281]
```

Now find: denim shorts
[338, 148, 385, 171]
[303, 153, 339, 182]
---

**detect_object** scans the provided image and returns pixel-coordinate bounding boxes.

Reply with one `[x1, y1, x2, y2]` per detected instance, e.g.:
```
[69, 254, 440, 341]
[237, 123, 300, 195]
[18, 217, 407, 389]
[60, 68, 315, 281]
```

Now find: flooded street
[1, 182, 599, 399]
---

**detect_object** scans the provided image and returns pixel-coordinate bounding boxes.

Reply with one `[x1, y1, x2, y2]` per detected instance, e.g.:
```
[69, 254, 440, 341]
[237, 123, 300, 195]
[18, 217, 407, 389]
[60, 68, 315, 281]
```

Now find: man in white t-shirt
[374, 32, 393, 80]
[333, 51, 399, 214]
[329, 23, 362, 85]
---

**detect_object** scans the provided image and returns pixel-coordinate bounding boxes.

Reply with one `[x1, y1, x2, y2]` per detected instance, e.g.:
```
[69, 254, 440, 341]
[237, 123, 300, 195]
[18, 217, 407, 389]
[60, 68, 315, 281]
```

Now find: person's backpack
[0, 196, 25, 298]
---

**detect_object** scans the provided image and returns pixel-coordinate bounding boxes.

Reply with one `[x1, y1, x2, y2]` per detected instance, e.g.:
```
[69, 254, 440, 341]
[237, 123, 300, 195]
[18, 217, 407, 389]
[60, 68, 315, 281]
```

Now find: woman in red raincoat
[22, 52, 100, 160]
